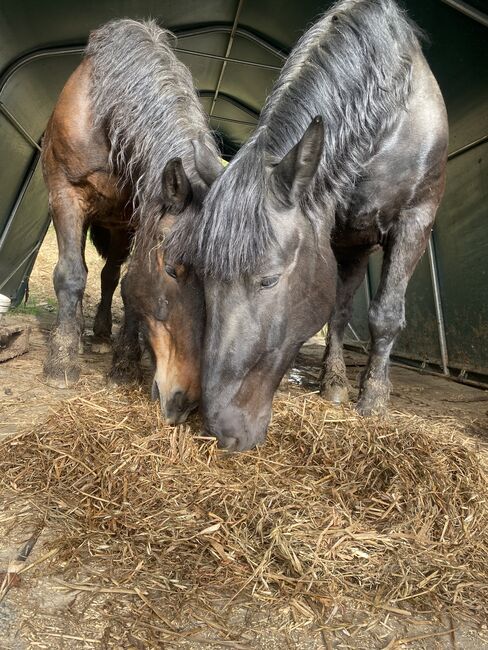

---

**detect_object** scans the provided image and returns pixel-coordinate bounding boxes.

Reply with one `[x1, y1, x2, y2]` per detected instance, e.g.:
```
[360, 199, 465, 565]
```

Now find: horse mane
[166, 0, 423, 279]
[86, 19, 218, 253]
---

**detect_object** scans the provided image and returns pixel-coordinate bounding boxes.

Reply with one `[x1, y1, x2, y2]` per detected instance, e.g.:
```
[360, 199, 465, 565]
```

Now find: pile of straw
[1, 387, 487, 645]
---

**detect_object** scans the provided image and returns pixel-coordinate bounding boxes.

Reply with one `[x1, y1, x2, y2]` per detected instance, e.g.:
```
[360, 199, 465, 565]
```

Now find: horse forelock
[85, 19, 219, 255]
[166, 0, 422, 279]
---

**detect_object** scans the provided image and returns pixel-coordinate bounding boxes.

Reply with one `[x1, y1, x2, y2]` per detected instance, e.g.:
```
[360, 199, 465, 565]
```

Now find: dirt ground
[0, 227, 487, 649]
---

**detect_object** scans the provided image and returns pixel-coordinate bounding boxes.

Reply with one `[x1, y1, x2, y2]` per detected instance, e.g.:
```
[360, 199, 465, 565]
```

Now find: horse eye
[165, 264, 177, 279]
[260, 275, 280, 289]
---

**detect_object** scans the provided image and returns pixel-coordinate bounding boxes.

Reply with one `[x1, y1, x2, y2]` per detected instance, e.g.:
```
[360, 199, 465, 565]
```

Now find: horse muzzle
[151, 380, 198, 425]
[204, 402, 271, 452]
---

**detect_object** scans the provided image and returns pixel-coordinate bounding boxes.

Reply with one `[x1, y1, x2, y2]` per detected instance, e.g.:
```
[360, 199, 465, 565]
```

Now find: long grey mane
[86, 19, 218, 253]
[166, 0, 422, 279]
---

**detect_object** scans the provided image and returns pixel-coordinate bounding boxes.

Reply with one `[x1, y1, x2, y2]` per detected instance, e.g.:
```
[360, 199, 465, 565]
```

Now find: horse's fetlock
[108, 356, 142, 385]
[93, 305, 113, 339]
[43, 341, 81, 385]
[357, 373, 391, 416]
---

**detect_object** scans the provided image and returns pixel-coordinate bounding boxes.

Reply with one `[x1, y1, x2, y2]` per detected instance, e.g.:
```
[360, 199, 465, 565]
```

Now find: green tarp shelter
[0, 0, 486, 383]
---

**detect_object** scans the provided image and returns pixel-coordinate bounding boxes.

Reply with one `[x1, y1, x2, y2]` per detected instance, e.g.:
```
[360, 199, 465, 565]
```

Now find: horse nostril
[164, 391, 195, 424]
[171, 391, 184, 411]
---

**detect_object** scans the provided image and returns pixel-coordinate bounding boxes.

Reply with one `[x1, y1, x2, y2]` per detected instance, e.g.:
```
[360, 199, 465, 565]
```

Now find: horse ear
[161, 157, 192, 214]
[271, 116, 324, 203]
[192, 136, 224, 187]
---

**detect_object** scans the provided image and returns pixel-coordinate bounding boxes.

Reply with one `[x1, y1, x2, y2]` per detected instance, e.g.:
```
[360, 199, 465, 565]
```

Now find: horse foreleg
[357, 202, 436, 415]
[44, 192, 87, 387]
[93, 230, 130, 353]
[107, 275, 142, 384]
[320, 251, 370, 403]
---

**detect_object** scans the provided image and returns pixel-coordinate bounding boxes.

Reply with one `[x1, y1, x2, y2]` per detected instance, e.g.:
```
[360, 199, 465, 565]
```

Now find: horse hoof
[91, 340, 112, 354]
[106, 374, 126, 387]
[107, 368, 142, 386]
[321, 384, 349, 405]
[43, 372, 79, 389]
[356, 397, 387, 417]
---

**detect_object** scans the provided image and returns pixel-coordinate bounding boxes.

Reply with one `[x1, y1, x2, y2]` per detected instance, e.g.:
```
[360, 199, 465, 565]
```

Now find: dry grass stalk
[0, 386, 487, 645]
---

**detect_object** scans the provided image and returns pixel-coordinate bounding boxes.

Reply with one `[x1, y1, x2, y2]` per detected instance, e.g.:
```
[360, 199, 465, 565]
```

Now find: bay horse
[167, 0, 449, 448]
[42, 19, 222, 423]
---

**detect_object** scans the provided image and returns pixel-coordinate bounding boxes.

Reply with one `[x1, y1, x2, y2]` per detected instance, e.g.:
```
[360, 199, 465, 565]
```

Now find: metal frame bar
[199, 90, 259, 119]
[0, 23, 286, 92]
[346, 323, 369, 354]
[0, 24, 276, 148]
[440, 0, 488, 28]
[175, 25, 287, 61]
[0, 238, 44, 293]
[0, 102, 42, 151]
[210, 0, 247, 116]
[427, 236, 450, 375]
[0, 47, 83, 93]
[210, 114, 257, 127]
[10, 216, 52, 305]
[344, 340, 487, 390]
[0, 149, 40, 251]
[177, 46, 281, 70]
[364, 269, 372, 307]
[0, 149, 42, 295]
[448, 134, 488, 161]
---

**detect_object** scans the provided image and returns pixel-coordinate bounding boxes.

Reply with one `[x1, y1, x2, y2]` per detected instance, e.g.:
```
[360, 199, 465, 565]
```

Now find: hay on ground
[0, 387, 487, 646]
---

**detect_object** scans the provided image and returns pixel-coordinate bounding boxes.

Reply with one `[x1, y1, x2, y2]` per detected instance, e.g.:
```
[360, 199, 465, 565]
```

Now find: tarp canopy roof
[0, 0, 487, 379]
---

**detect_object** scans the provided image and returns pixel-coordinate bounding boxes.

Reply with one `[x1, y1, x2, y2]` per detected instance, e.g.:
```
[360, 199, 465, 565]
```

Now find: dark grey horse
[167, 0, 448, 450]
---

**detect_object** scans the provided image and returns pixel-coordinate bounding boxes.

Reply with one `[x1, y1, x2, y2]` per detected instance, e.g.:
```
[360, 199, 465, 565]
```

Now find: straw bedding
[1, 386, 487, 645]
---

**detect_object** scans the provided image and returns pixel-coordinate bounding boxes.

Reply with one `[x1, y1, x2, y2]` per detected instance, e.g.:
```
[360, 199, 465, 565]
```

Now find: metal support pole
[199, 90, 259, 118]
[0, 150, 41, 253]
[440, 0, 488, 28]
[347, 323, 369, 355]
[427, 236, 450, 376]
[0, 102, 42, 151]
[1, 24, 285, 97]
[175, 25, 287, 61]
[210, 0, 246, 116]
[447, 134, 488, 161]
[364, 266, 372, 307]
[0, 240, 44, 293]
[210, 114, 257, 127]
[176, 47, 281, 71]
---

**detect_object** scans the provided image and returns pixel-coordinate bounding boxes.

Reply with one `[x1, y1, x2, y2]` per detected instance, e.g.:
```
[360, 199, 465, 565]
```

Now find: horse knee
[368, 300, 405, 343]
[53, 258, 87, 300]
